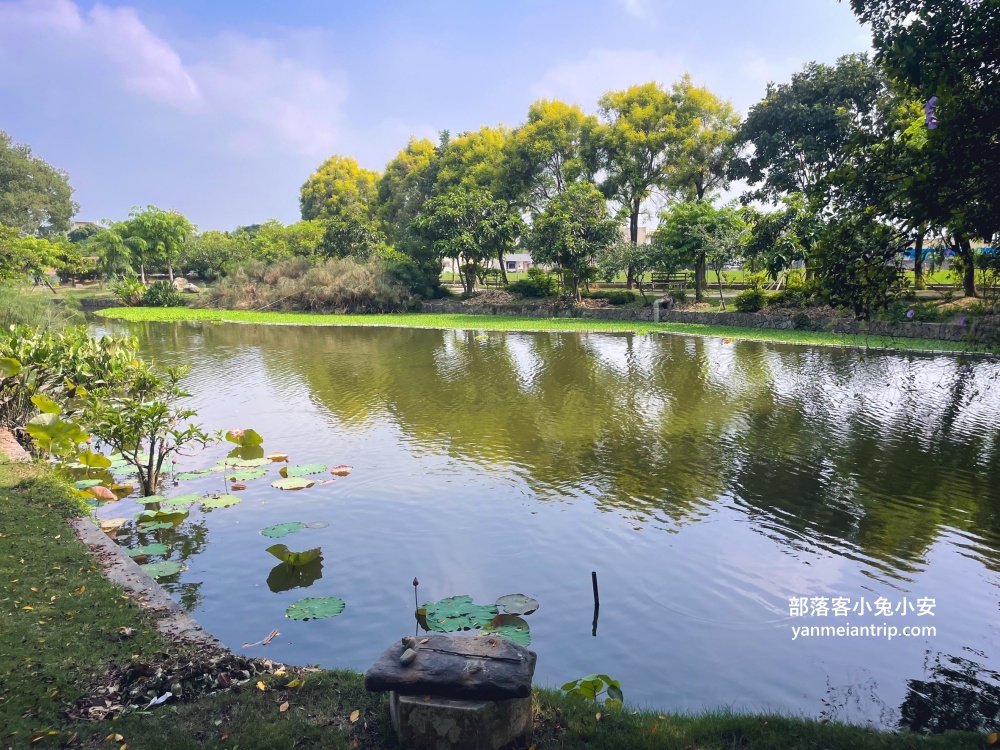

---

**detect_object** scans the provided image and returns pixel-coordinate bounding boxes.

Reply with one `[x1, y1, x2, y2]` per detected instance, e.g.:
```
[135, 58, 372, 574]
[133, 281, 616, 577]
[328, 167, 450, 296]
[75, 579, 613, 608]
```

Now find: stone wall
[78, 298, 121, 311]
[421, 300, 999, 344]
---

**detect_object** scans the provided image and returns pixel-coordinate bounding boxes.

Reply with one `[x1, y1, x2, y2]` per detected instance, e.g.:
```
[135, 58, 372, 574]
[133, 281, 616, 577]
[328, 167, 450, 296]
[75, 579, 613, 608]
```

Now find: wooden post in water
[591, 571, 600, 637]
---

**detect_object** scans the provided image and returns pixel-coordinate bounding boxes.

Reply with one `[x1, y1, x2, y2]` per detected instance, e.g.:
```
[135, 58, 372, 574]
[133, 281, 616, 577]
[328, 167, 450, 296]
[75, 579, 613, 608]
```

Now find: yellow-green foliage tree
[299, 154, 379, 224]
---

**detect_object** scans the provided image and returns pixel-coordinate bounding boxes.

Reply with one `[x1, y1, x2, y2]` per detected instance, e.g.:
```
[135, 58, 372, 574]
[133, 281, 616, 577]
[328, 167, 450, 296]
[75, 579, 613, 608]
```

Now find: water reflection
[900, 651, 1000, 733]
[93, 319, 1000, 727]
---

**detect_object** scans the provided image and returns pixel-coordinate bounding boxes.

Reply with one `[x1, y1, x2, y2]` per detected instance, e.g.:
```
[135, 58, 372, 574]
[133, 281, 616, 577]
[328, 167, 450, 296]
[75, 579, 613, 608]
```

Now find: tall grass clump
[198, 257, 413, 314]
[0, 284, 78, 330]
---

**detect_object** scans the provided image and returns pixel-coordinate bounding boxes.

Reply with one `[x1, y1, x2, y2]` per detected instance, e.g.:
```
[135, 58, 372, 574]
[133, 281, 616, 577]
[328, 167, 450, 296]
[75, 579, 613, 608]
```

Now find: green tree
[251, 219, 325, 263]
[299, 155, 379, 223]
[691, 205, 747, 310]
[668, 76, 741, 202]
[435, 125, 513, 196]
[742, 193, 822, 283]
[125, 206, 196, 283]
[87, 224, 141, 279]
[179, 230, 251, 281]
[317, 216, 388, 260]
[0, 226, 57, 285]
[651, 199, 719, 302]
[587, 82, 680, 287]
[528, 182, 618, 302]
[411, 187, 523, 295]
[504, 100, 598, 211]
[376, 137, 440, 246]
[0, 131, 77, 235]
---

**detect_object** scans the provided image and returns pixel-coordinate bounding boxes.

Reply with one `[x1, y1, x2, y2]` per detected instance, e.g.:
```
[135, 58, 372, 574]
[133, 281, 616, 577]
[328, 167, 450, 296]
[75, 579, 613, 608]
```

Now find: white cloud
[617, 0, 650, 19]
[0, 0, 346, 156]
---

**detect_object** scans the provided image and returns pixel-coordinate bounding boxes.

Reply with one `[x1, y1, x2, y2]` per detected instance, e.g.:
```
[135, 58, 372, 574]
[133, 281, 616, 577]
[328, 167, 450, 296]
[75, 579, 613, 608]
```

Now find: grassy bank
[0, 458, 987, 748]
[95, 306, 984, 354]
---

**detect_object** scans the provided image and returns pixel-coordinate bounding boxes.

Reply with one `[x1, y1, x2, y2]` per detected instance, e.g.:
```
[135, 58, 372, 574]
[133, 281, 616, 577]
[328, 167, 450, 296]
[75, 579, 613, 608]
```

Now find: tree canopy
[299, 155, 379, 224]
[0, 131, 77, 235]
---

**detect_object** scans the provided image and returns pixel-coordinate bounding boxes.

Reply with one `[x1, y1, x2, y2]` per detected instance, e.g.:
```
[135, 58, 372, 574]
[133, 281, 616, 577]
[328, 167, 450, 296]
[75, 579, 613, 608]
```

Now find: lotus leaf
[110, 484, 135, 497]
[138, 521, 174, 531]
[479, 614, 531, 646]
[495, 594, 539, 616]
[272, 477, 314, 491]
[31, 393, 62, 414]
[127, 543, 169, 557]
[100, 517, 127, 533]
[267, 559, 323, 593]
[232, 458, 271, 468]
[141, 560, 184, 579]
[136, 495, 166, 505]
[227, 444, 265, 461]
[73, 479, 103, 490]
[0, 357, 22, 377]
[161, 494, 199, 507]
[285, 597, 345, 621]
[265, 544, 322, 566]
[227, 467, 267, 481]
[112, 463, 138, 475]
[423, 595, 498, 632]
[330, 465, 353, 476]
[267, 452, 289, 462]
[260, 522, 307, 538]
[175, 469, 213, 480]
[136, 509, 188, 524]
[78, 450, 112, 469]
[280, 464, 327, 478]
[201, 494, 241, 509]
[88, 485, 118, 502]
[226, 428, 263, 447]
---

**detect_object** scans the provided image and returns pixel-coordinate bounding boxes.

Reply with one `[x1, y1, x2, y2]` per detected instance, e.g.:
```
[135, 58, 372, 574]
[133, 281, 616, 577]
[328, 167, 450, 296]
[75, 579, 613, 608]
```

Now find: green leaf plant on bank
[562, 673, 624, 709]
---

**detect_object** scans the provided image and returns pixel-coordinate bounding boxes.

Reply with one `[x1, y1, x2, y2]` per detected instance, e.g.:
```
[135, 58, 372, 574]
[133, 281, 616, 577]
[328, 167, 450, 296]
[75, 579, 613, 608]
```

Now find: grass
[0, 461, 989, 748]
[96, 306, 987, 355]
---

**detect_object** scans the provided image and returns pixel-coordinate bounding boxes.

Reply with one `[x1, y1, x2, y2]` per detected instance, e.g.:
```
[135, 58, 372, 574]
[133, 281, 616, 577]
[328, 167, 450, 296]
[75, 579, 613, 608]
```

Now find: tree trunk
[695, 252, 706, 302]
[913, 231, 925, 289]
[572, 275, 581, 302]
[957, 235, 977, 297]
[168, 258, 174, 284]
[716, 267, 726, 310]
[497, 250, 508, 285]
[626, 200, 640, 289]
[140, 263, 146, 284]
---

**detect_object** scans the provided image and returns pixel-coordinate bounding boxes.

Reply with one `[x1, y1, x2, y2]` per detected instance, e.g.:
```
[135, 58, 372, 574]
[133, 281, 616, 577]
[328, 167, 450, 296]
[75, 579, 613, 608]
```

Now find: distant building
[621, 225, 653, 244]
[69, 220, 101, 231]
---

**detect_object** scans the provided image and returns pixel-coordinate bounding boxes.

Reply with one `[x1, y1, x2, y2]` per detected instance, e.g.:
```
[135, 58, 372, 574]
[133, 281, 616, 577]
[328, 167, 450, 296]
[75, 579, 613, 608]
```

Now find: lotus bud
[412, 577, 419, 587]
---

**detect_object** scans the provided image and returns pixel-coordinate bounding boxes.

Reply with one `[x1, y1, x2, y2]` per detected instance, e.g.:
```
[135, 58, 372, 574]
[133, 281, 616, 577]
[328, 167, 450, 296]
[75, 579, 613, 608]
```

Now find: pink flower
[230, 428, 245, 438]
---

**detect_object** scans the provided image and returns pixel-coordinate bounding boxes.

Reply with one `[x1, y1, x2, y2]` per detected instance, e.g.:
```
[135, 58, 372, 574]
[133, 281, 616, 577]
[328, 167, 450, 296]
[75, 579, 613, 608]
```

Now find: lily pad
[479, 614, 531, 646]
[100, 517, 127, 534]
[227, 445, 265, 461]
[495, 594, 539, 616]
[265, 544, 322, 566]
[136, 509, 188, 524]
[285, 597, 345, 621]
[141, 560, 185, 579]
[231, 458, 271, 468]
[267, 452, 289, 462]
[138, 521, 174, 531]
[175, 469, 213, 481]
[423, 595, 498, 633]
[260, 522, 308, 538]
[280, 464, 327, 478]
[110, 484, 135, 498]
[136, 495, 166, 505]
[201, 494, 241, 509]
[271, 477, 314, 491]
[161, 494, 199, 508]
[88, 485, 118, 502]
[226, 428, 263, 447]
[330, 465, 353, 476]
[226, 467, 267, 481]
[73, 478, 103, 490]
[267, 560, 323, 593]
[126, 543, 169, 557]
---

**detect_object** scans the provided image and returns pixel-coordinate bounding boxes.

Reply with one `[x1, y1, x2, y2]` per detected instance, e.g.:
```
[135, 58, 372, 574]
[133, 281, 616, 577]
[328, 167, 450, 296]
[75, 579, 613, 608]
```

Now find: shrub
[505, 267, 558, 298]
[112, 275, 145, 306]
[878, 300, 945, 323]
[199, 257, 412, 314]
[141, 280, 185, 308]
[734, 289, 767, 313]
[668, 289, 687, 304]
[792, 312, 813, 330]
[582, 290, 636, 305]
[0, 285, 76, 330]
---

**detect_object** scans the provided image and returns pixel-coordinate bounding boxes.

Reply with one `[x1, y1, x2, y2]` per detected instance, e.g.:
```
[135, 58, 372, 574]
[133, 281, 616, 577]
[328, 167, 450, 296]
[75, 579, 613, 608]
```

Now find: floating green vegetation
[286, 597, 345, 621]
[280, 463, 327, 478]
[265, 544, 322, 566]
[423, 595, 498, 632]
[140, 560, 185, 579]
[226, 467, 267, 481]
[496, 593, 539, 616]
[135, 495, 166, 505]
[73, 478, 103, 490]
[200, 494, 241, 509]
[479, 614, 531, 646]
[174, 469, 213, 480]
[126, 543, 169, 557]
[272, 477, 314, 490]
[161, 493, 199, 507]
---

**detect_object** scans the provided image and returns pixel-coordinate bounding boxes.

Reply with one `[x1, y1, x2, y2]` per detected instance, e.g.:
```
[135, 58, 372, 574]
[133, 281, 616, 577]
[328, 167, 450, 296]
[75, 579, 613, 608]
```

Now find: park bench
[651, 271, 689, 289]
[365, 633, 537, 749]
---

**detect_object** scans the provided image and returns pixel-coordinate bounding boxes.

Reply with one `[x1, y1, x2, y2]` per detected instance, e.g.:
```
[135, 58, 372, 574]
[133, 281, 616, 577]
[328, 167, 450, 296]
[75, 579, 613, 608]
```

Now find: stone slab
[390, 691, 532, 750]
[365, 634, 536, 701]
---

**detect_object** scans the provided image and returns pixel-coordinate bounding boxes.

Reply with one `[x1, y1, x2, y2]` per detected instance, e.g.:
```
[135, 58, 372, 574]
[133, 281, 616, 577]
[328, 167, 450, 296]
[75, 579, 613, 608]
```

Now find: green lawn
[0, 457, 988, 748]
[96, 306, 985, 354]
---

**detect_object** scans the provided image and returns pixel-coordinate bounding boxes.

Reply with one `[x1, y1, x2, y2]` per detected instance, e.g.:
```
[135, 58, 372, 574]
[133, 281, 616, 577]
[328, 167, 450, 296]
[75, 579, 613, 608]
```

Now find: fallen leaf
[419, 638, 429, 644]
[350, 709, 360, 722]
[256, 681, 266, 691]
[279, 702, 289, 712]
[76, 586, 85, 595]
[989, 733, 998, 745]
[286, 679, 302, 689]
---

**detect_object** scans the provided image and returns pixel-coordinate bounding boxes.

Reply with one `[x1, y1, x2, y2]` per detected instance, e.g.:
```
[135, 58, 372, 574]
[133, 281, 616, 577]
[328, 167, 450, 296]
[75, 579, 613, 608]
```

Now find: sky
[0, 0, 872, 231]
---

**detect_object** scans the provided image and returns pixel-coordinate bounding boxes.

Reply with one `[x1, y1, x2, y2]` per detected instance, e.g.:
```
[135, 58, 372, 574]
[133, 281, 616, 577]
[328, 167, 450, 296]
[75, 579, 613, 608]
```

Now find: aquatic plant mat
[0, 459, 986, 748]
[95, 307, 989, 354]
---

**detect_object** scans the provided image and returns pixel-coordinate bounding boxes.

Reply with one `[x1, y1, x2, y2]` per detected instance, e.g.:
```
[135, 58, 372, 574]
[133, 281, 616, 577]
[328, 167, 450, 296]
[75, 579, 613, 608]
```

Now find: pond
[90, 319, 1000, 731]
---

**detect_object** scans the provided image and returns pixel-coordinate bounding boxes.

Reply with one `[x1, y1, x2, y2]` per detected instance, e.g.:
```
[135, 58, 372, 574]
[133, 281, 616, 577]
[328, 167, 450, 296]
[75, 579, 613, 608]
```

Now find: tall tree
[847, 0, 1000, 296]
[0, 131, 77, 235]
[587, 82, 680, 287]
[411, 187, 523, 295]
[125, 206, 196, 283]
[300, 155, 379, 223]
[651, 199, 721, 302]
[376, 137, 440, 246]
[504, 99, 598, 211]
[668, 76, 741, 202]
[528, 182, 618, 302]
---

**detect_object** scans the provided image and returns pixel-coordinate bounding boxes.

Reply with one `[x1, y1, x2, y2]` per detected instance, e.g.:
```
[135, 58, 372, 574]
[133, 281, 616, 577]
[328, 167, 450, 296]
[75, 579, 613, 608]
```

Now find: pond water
[91, 320, 1000, 731]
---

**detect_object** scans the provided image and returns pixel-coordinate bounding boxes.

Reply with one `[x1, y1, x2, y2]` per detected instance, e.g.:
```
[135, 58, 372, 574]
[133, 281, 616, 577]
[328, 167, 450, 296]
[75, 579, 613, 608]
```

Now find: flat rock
[365, 634, 536, 701]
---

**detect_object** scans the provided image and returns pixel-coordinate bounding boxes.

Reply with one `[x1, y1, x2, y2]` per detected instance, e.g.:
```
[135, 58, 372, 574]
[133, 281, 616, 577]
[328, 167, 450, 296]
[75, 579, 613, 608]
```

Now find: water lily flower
[230, 428, 245, 438]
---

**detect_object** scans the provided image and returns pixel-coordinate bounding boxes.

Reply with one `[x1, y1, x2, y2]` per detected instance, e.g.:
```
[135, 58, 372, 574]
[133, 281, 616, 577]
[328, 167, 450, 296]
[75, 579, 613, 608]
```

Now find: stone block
[390, 691, 532, 750]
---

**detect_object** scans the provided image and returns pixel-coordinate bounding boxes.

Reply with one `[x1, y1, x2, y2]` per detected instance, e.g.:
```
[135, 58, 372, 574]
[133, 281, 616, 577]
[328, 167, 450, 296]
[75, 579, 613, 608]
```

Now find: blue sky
[0, 0, 871, 231]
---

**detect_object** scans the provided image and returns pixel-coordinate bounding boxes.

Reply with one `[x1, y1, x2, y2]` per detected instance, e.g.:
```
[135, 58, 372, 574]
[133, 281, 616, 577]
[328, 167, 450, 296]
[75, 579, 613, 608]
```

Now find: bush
[668, 289, 687, 304]
[112, 275, 145, 306]
[199, 257, 413, 314]
[878, 300, 945, 323]
[0, 285, 76, 330]
[734, 289, 767, 313]
[582, 290, 637, 305]
[506, 268, 559, 298]
[768, 279, 818, 308]
[141, 280, 185, 308]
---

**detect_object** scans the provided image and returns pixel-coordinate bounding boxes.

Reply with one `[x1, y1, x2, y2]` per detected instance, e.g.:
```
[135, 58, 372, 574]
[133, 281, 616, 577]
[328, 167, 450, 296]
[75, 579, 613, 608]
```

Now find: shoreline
[95, 306, 995, 356]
